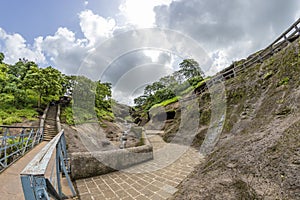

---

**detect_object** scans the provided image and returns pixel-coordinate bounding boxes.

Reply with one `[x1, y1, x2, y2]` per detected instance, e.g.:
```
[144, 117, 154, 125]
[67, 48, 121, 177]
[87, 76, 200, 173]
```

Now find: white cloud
[79, 10, 116, 45]
[39, 27, 88, 74]
[118, 0, 172, 28]
[0, 28, 6, 39]
[112, 62, 173, 104]
[0, 28, 45, 64]
[154, 0, 300, 71]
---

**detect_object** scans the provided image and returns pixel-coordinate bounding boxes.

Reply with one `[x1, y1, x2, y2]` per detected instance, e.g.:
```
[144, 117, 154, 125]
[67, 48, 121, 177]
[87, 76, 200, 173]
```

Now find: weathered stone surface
[71, 132, 153, 179]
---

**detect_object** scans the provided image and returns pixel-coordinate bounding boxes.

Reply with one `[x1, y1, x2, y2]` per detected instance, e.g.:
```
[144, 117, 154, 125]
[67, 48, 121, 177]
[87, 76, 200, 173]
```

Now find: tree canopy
[134, 58, 204, 110]
[0, 52, 114, 125]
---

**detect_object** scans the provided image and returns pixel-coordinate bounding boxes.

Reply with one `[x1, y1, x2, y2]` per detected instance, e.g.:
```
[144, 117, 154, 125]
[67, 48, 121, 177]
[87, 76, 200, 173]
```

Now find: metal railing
[208, 17, 300, 86]
[20, 129, 76, 200]
[0, 125, 43, 172]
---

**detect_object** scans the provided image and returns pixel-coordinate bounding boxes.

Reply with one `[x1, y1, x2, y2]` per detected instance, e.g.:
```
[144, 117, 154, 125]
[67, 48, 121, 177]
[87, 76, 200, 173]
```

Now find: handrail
[0, 126, 43, 172]
[193, 18, 300, 94]
[269, 17, 300, 47]
[20, 129, 76, 199]
[0, 125, 40, 128]
[0, 104, 51, 172]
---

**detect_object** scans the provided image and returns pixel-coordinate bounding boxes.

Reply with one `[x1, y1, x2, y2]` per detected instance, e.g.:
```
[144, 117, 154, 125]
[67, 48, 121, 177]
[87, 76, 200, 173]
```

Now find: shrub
[3, 116, 22, 125]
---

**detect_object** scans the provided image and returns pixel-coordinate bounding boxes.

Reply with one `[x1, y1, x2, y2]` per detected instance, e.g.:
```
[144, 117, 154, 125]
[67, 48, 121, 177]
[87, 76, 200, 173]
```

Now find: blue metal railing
[20, 129, 76, 200]
[0, 125, 43, 172]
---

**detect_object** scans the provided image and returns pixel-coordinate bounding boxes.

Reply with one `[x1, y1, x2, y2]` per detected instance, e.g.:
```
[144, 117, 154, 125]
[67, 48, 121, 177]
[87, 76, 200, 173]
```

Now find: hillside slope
[163, 39, 300, 199]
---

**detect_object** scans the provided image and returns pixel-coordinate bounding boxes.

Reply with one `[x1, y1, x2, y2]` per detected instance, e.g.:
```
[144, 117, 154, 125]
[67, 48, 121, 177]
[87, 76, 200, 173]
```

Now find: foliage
[178, 59, 203, 79]
[2, 116, 23, 125]
[71, 76, 114, 123]
[134, 95, 148, 107]
[277, 77, 289, 86]
[0, 52, 4, 63]
[0, 107, 38, 125]
[60, 106, 75, 125]
[0, 52, 114, 125]
[95, 81, 112, 112]
[134, 58, 205, 113]
[150, 96, 180, 109]
[187, 76, 204, 87]
[23, 65, 65, 107]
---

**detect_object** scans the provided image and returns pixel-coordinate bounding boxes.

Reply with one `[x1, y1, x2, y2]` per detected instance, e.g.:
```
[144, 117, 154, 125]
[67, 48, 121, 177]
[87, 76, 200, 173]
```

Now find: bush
[188, 76, 204, 87]
[150, 96, 181, 110]
[3, 116, 22, 125]
[95, 107, 115, 122]
[15, 109, 38, 120]
[61, 106, 75, 125]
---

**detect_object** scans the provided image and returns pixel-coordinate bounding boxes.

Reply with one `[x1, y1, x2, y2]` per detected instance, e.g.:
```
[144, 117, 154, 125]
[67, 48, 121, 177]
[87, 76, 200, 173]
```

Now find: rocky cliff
[155, 38, 300, 199]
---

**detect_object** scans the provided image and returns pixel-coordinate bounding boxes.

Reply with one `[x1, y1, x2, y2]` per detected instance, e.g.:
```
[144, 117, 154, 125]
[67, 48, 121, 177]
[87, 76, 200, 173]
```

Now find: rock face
[70, 131, 153, 179]
[161, 39, 300, 199]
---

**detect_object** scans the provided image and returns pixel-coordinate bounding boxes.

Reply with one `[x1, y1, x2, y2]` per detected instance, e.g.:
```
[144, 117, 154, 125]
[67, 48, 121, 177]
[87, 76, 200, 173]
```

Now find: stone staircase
[43, 105, 58, 141]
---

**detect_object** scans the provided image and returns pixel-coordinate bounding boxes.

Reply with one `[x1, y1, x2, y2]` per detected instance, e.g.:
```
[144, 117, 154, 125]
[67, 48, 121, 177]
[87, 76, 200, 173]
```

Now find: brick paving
[76, 132, 203, 200]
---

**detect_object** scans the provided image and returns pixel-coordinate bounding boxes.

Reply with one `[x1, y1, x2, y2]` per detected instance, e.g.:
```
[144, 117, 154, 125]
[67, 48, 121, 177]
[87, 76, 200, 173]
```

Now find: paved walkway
[76, 131, 203, 200]
[0, 142, 47, 200]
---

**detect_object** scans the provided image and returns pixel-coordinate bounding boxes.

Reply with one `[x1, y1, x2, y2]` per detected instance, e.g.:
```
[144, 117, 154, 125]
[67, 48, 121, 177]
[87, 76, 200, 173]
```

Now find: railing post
[56, 144, 63, 197]
[3, 128, 8, 168]
[283, 34, 290, 43]
[295, 25, 300, 34]
[21, 130, 77, 199]
[20, 128, 25, 155]
[21, 175, 50, 200]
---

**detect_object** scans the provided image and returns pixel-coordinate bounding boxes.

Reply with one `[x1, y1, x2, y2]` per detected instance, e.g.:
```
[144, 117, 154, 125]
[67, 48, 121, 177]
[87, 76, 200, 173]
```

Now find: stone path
[76, 131, 204, 200]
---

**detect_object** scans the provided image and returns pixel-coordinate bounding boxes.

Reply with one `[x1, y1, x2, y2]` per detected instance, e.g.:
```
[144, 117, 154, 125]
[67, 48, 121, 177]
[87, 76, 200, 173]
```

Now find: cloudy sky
[0, 0, 299, 104]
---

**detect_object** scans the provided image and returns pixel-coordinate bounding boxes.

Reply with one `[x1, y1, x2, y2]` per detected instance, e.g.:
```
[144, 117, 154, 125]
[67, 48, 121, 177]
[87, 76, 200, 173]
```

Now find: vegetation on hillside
[0, 52, 113, 125]
[134, 58, 205, 111]
[62, 75, 114, 125]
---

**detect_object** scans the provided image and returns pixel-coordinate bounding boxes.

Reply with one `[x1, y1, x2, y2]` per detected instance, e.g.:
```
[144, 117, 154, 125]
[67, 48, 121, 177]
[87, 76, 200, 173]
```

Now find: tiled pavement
[76, 132, 204, 200]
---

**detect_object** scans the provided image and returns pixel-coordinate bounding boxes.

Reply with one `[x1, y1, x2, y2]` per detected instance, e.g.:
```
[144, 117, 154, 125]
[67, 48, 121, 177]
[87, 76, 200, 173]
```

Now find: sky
[0, 0, 300, 104]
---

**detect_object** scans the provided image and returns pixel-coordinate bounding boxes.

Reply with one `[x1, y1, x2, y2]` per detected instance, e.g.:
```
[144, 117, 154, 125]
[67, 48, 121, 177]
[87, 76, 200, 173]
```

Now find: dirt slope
[167, 39, 300, 199]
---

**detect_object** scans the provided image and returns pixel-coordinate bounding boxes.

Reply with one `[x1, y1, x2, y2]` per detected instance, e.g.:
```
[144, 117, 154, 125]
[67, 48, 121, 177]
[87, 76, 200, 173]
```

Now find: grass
[179, 77, 210, 96]
[95, 107, 115, 122]
[150, 96, 181, 110]
[0, 107, 38, 125]
[61, 105, 115, 125]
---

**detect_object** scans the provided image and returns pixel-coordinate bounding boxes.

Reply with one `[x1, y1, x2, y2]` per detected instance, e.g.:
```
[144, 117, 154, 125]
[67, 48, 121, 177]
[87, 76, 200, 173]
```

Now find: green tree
[0, 52, 5, 63]
[8, 60, 36, 81]
[72, 76, 96, 111]
[0, 63, 8, 92]
[144, 81, 165, 96]
[179, 59, 203, 80]
[23, 66, 65, 107]
[95, 81, 112, 110]
[134, 95, 147, 107]
[42, 66, 64, 97]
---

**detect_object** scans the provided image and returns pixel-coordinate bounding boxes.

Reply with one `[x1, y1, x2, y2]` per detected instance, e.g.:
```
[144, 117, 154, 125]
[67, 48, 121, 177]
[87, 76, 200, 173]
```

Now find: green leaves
[179, 59, 203, 79]
[0, 52, 4, 63]
[134, 58, 204, 111]
[0, 52, 114, 125]
[71, 76, 114, 123]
